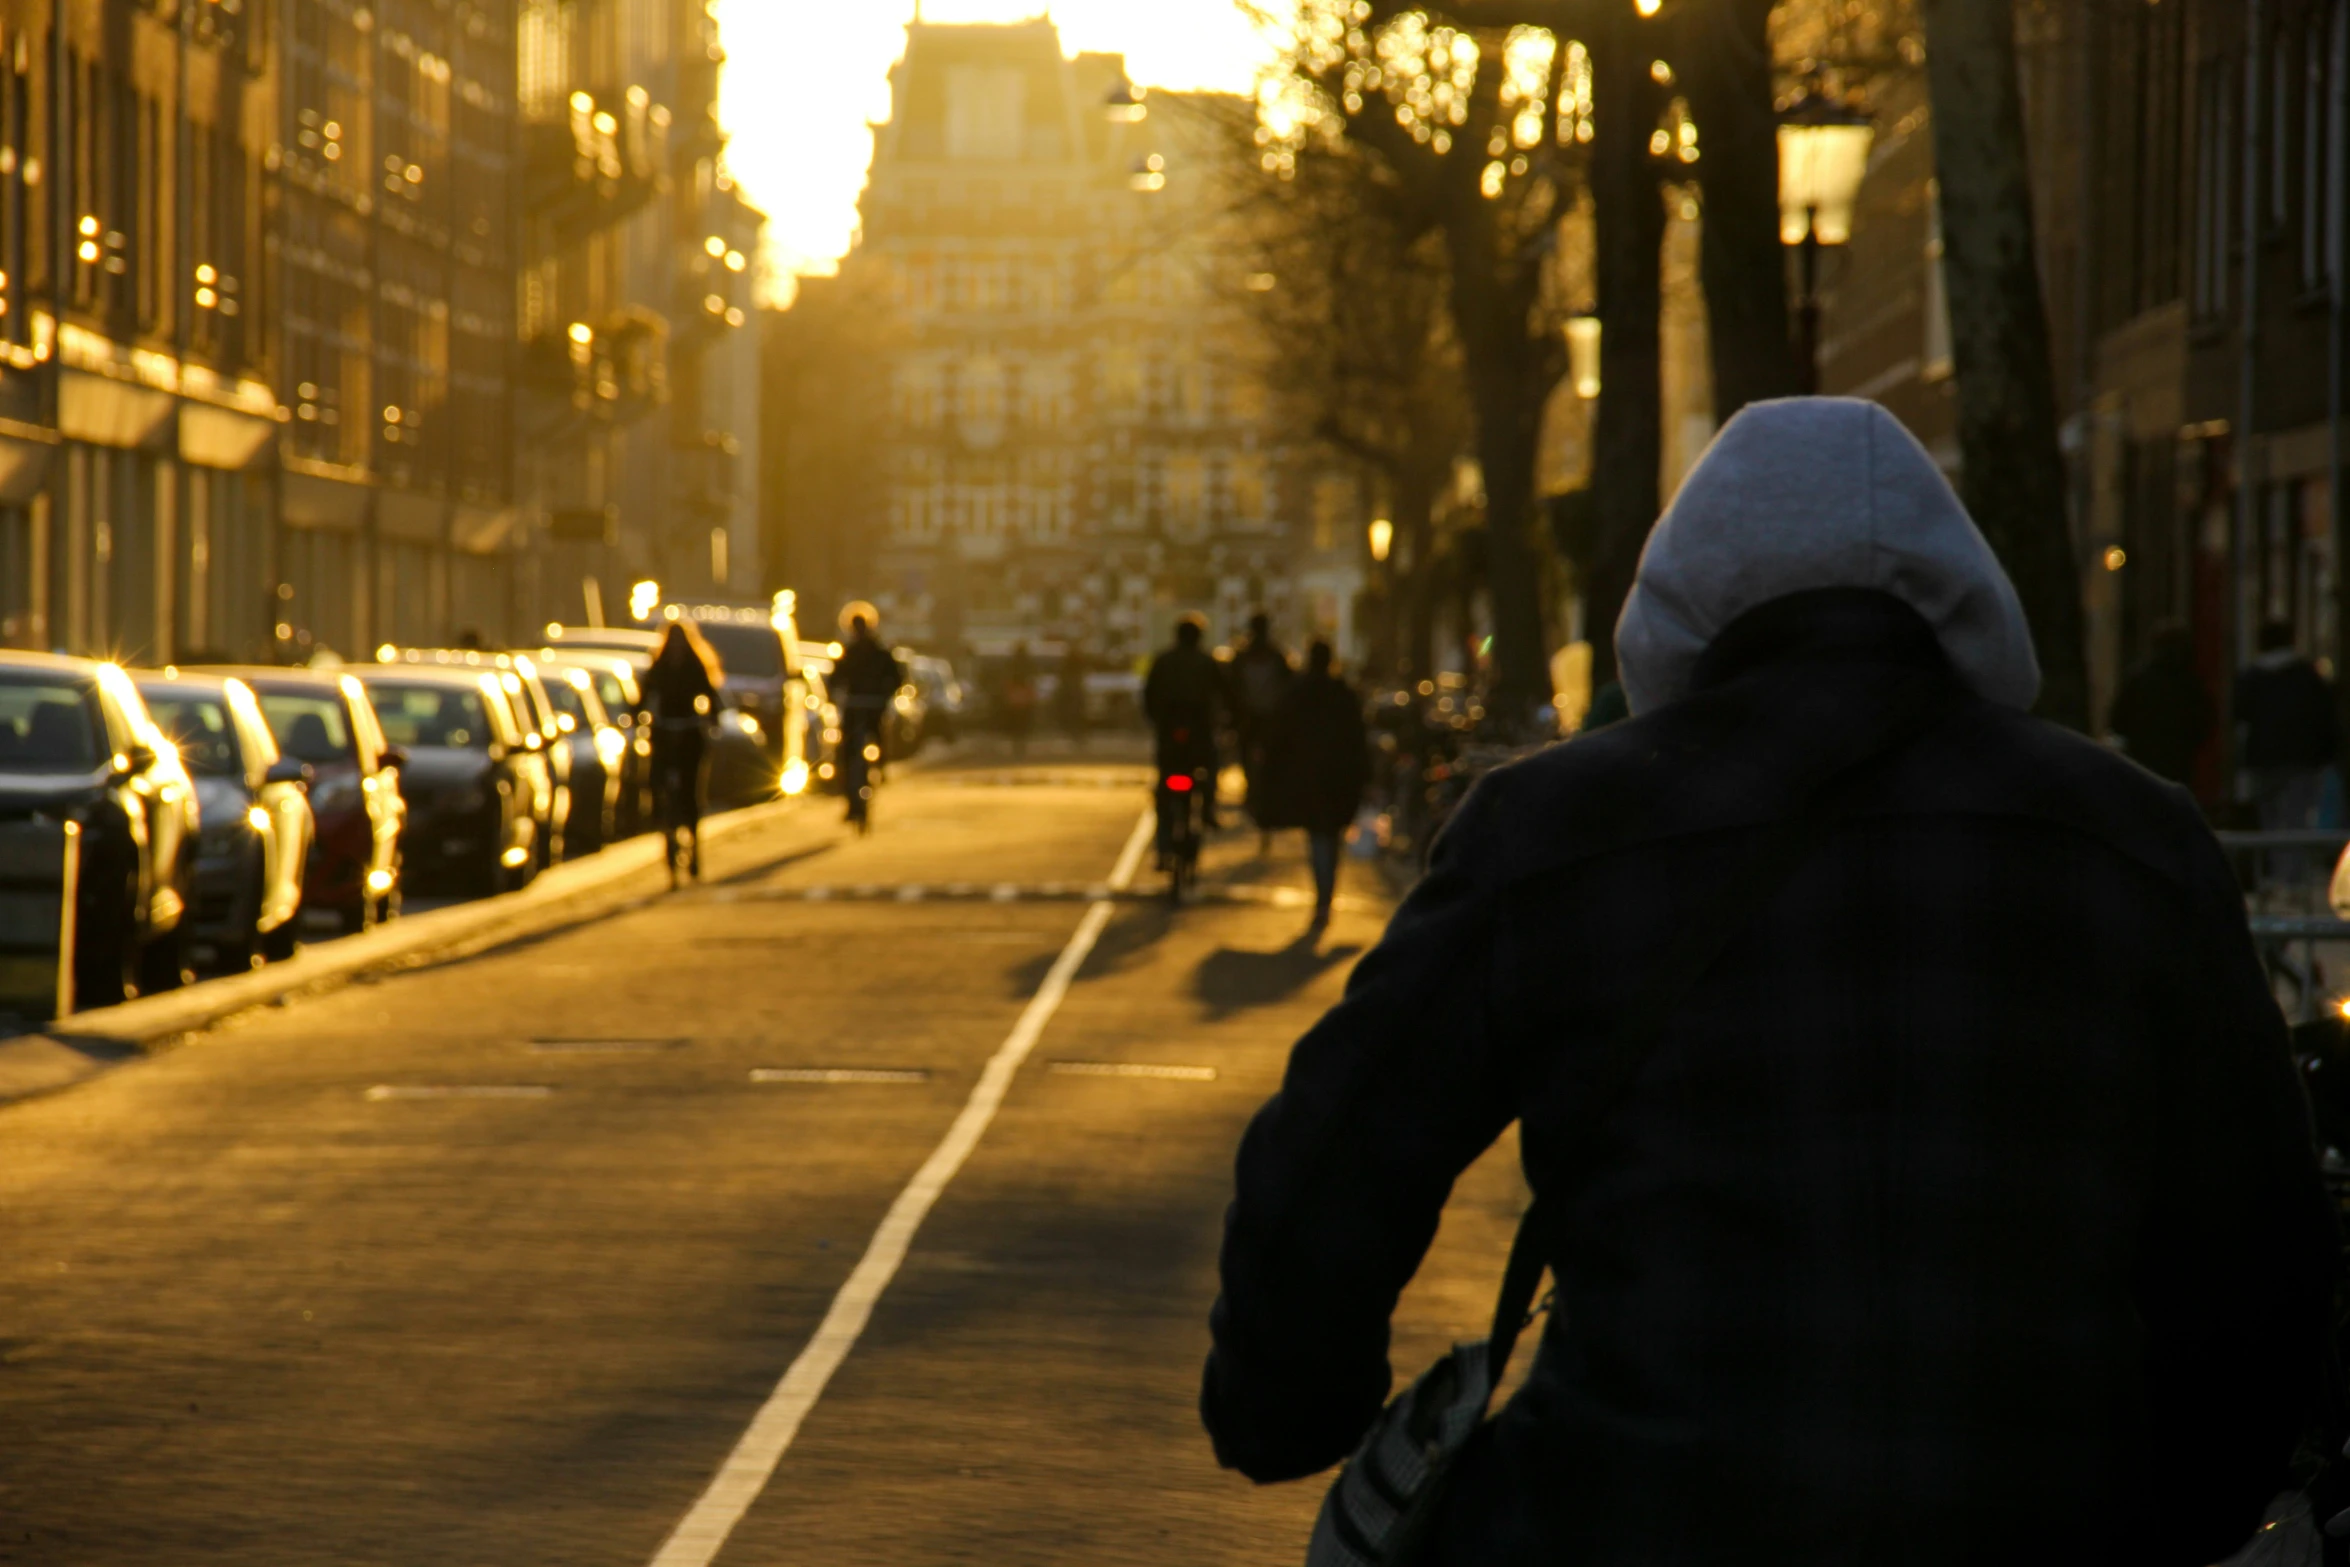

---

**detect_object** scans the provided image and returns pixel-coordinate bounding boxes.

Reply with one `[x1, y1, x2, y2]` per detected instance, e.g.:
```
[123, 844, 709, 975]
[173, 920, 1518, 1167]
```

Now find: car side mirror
[265, 757, 313, 788]
[378, 745, 409, 772]
[119, 741, 157, 775]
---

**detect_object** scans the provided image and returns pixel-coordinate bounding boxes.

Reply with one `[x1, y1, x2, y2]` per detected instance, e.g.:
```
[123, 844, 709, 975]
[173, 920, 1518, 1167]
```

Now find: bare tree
[1204, 104, 1471, 678]
[1916, 0, 2087, 725]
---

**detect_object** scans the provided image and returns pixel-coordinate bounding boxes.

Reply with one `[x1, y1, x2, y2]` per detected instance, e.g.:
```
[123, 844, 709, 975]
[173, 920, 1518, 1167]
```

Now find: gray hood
[1614, 397, 2040, 715]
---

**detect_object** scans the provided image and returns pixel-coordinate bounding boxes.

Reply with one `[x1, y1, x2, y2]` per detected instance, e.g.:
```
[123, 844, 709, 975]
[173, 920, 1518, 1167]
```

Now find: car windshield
[692, 622, 783, 679]
[366, 682, 491, 751]
[0, 678, 104, 773]
[142, 695, 242, 777]
[583, 670, 631, 715]
[256, 693, 355, 766]
[542, 679, 589, 725]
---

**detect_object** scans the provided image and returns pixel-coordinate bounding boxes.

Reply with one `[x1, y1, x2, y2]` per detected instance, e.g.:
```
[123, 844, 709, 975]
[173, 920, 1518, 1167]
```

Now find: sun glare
[714, 0, 1282, 300]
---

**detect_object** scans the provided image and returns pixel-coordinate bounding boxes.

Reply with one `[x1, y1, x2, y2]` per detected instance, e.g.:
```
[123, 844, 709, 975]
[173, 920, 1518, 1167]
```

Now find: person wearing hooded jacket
[1201, 398, 2333, 1566]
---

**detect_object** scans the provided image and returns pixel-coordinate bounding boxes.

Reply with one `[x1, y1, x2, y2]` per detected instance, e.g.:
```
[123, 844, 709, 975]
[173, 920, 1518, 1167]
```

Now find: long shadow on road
[1194, 936, 1360, 1021]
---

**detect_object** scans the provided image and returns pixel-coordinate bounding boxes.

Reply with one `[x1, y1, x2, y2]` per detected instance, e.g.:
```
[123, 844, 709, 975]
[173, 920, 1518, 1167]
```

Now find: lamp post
[1776, 88, 1874, 394]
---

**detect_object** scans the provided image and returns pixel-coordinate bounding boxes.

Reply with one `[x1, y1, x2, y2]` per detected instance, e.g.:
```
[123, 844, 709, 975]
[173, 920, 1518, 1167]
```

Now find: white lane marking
[1046, 1061, 1218, 1082]
[750, 1067, 931, 1085]
[647, 807, 1156, 1567]
[990, 883, 1019, 902]
[895, 884, 926, 902]
[364, 1084, 555, 1100]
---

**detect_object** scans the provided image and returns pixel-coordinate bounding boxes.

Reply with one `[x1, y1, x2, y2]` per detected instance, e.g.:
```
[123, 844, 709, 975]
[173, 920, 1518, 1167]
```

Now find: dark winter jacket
[2235, 651, 2337, 770]
[2108, 643, 2211, 785]
[1146, 643, 1225, 769]
[1264, 671, 1370, 834]
[1202, 400, 2333, 1567]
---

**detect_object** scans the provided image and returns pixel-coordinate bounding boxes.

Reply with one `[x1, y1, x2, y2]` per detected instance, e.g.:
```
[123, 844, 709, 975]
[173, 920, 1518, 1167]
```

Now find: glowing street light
[629, 579, 661, 622]
[1778, 86, 1874, 393]
[1368, 518, 1394, 563]
[1564, 311, 1602, 400]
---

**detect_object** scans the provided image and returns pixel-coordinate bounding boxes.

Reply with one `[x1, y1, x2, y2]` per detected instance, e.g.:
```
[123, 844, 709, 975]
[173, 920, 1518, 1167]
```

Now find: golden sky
[714, 1, 1279, 299]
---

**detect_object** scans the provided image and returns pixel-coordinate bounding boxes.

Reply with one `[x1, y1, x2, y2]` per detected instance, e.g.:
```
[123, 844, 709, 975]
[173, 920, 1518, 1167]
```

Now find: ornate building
[840, 17, 1325, 664]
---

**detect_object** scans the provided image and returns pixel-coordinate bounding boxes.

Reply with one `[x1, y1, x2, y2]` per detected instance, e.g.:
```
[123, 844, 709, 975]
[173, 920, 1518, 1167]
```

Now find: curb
[0, 796, 804, 1106]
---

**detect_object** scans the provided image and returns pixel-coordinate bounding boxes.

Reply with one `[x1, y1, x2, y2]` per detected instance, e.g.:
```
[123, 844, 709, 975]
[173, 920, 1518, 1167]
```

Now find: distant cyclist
[1146, 616, 1224, 875]
[833, 609, 904, 828]
[644, 617, 723, 883]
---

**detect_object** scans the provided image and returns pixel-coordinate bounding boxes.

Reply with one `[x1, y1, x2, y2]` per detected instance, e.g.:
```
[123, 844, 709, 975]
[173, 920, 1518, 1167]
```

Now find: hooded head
[1613, 397, 2040, 716]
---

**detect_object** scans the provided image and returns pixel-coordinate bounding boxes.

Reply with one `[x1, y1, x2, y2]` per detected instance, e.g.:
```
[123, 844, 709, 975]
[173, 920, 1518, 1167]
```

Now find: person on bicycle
[1146, 616, 1224, 869]
[643, 617, 723, 882]
[833, 612, 903, 825]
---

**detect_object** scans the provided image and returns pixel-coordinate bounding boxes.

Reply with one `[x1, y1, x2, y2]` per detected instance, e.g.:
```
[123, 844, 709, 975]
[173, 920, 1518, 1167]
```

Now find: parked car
[538, 651, 653, 835]
[493, 655, 580, 865]
[357, 665, 547, 896]
[223, 668, 406, 931]
[0, 652, 198, 1004]
[133, 671, 314, 970]
[535, 663, 625, 853]
[905, 655, 968, 743]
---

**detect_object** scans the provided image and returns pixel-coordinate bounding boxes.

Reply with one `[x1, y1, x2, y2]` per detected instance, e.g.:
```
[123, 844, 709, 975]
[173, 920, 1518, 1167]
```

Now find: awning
[56, 370, 176, 450]
[178, 402, 276, 470]
[452, 503, 520, 555]
[378, 488, 445, 544]
[0, 428, 57, 505]
[281, 468, 369, 531]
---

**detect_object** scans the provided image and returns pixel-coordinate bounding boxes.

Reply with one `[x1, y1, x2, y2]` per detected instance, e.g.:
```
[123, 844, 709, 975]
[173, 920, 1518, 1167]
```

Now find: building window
[2194, 61, 2235, 317]
[946, 66, 1026, 162]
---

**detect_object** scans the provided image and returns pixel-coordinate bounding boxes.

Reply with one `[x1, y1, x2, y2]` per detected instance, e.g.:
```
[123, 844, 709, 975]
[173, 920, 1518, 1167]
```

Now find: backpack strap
[1482, 671, 1958, 1388]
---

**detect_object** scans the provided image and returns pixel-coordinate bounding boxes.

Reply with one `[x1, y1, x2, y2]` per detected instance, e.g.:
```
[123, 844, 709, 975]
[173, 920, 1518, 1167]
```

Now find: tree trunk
[1586, 9, 1669, 684]
[1683, 0, 1801, 421]
[1919, 0, 2090, 726]
[1437, 143, 1553, 722]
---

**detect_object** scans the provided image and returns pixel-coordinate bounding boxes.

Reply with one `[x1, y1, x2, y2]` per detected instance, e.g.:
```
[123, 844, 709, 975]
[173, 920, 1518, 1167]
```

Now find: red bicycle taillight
[1165, 774, 1194, 792]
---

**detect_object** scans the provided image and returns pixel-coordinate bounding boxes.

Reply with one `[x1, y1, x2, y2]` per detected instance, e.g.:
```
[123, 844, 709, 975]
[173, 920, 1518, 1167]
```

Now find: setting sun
[713, 0, 1280, 295]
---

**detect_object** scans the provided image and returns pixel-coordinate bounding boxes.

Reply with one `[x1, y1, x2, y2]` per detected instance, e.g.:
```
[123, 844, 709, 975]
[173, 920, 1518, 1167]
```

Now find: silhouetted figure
[1146, 617, 1225, 865]
[1228, 612, 1294, 850]
[1268, 640, 1368, 925]
[1000, 643, 1038, 760]
[833, 614, 903, 825]
[2235, 619, 2337, 831]
[1204, 399, 2332, 1565]
[644, 618, 722, 882]
[1056, 642, 1091, 751]
[2108, 623, 2210, 786]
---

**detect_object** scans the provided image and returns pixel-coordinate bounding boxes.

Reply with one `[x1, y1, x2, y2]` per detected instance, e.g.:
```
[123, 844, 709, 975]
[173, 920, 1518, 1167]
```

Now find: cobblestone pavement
[0, 752, 1528, 1566]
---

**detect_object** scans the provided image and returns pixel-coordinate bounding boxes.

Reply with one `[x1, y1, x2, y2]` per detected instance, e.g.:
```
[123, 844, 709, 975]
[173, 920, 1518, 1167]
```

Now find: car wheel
[71, 869, 137, 1011]
[260, 914, 299, 964]
[135, 917, 187, 997]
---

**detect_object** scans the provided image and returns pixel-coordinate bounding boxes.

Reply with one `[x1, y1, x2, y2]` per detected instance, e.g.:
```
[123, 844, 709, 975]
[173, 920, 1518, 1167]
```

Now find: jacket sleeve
[1202, 775, 1519, 1482]
[2138, 825, 2336, 1558]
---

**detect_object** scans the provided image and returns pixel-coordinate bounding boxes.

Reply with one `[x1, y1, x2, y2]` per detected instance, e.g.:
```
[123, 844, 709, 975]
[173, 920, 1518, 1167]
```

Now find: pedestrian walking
[1228, 612, 1294, 852]
[999, 642, 1038, 760]
[1203, 398, 2333, 1567]
[1266, 640, 1368, 926]
[643, 616, 722, 883]
[2236, 619, 2337, 831]
[1056, 641, 1091, 752]
[2108, 622, 2211, 786]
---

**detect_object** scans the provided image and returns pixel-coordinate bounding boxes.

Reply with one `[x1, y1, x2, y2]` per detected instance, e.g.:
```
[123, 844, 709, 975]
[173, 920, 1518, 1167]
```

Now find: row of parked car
[0, 601, 969, 1015]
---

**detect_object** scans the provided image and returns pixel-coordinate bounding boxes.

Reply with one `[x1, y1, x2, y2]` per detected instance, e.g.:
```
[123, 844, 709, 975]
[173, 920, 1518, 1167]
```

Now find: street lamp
[1563, 310, 1602, 399]
[1368, 518, 1394, 563]
[1777, 87, 1873, 394]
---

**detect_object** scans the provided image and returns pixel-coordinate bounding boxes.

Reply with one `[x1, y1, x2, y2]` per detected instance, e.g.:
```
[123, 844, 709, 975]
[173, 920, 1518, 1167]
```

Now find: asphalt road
[0, 749, 1528, 1566]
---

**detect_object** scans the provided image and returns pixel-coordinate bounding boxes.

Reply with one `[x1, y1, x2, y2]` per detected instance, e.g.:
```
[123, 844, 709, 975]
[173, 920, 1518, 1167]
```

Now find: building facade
[1817, 0, 2346, 790]
[0, 0, 761, 664]
[807, 18, 1330, 666]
